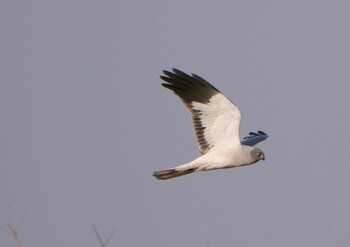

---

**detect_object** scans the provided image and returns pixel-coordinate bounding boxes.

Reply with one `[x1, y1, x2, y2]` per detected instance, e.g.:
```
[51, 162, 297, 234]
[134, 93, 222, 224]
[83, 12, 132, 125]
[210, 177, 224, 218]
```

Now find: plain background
[1, 1, 349, 246]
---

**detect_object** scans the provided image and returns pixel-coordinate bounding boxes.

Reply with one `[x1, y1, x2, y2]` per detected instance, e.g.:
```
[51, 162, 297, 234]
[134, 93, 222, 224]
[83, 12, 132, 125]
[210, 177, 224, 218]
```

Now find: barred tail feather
[153, 168, 195, 180]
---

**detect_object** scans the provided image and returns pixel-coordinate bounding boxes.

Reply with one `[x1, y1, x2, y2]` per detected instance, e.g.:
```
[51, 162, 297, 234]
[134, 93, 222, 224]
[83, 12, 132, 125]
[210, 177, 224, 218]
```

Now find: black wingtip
[162, 69, 173, 76]
[257, 130, 267, 135]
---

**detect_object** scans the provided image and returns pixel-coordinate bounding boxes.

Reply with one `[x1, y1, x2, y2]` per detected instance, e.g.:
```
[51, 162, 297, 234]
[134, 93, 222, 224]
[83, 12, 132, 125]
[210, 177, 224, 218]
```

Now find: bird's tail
[153, 168, 195, 180]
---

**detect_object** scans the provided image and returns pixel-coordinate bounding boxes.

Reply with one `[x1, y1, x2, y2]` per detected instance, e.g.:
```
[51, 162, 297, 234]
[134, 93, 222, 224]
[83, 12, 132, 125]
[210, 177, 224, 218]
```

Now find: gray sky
[1, 1, 349, 246]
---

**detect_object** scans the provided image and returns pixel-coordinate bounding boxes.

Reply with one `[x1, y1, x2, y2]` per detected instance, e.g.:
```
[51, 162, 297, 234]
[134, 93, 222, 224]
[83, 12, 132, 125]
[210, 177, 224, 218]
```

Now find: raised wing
[241, 131, 268, 146]
[161, 68, 242, 154]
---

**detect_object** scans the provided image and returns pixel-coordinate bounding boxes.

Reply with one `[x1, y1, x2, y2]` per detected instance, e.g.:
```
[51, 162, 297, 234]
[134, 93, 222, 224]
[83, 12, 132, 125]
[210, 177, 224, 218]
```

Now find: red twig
[0, 208, 25, 247]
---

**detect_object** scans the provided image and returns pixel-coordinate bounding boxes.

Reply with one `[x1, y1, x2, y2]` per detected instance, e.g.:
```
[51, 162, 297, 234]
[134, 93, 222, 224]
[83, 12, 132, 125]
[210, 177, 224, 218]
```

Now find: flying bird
[153, 69, 268, 180]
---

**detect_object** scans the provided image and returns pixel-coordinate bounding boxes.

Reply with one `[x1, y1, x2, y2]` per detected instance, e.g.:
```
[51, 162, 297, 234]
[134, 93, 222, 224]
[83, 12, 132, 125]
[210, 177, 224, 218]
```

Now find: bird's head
[251, 148, 265, 162]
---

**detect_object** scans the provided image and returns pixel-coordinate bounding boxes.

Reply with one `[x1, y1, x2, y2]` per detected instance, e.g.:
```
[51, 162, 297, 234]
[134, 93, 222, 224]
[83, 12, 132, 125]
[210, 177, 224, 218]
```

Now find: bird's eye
[256, 151, 261, 157]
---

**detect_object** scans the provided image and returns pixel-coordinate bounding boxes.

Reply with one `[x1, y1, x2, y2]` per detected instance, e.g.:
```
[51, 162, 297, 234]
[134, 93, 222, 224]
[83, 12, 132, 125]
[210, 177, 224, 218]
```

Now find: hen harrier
[153, 69, 268, 180]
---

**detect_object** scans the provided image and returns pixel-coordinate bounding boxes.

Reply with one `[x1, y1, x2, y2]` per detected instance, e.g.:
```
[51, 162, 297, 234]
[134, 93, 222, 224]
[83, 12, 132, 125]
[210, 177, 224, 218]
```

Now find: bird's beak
[262, 155, 265, 161]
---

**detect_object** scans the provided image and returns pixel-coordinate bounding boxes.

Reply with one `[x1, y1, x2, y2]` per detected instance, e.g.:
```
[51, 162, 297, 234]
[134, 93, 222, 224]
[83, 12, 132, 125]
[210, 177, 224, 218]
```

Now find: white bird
[153, 69, 266, 180]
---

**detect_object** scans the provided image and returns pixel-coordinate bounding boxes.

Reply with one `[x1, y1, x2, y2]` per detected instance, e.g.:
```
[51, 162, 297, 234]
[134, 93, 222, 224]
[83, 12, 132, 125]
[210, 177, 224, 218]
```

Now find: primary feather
[161, 69, 242, 154]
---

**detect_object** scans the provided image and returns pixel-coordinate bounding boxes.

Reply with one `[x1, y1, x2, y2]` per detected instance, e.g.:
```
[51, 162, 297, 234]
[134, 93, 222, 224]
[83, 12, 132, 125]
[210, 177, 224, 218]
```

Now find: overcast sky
[1, 1, 350, 246]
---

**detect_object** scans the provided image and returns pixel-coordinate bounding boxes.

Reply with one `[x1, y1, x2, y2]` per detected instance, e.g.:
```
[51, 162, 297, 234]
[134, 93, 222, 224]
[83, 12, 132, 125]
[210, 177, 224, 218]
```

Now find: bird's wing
[161, 68, 242, 154]
[241, 131, 268, 146]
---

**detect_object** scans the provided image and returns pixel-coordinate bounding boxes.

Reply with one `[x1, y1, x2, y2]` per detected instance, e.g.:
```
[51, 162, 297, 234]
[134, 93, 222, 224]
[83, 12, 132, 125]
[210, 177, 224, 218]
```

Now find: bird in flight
[153, 69, 268, 180]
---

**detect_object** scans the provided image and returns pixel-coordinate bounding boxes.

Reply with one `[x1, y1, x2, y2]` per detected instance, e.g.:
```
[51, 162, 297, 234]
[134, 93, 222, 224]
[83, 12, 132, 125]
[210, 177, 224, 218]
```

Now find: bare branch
[1, 208, 25, 247]
[92, 224, 116, 247]
[92, 224, 105, 247]
[103, 226, 116, 247]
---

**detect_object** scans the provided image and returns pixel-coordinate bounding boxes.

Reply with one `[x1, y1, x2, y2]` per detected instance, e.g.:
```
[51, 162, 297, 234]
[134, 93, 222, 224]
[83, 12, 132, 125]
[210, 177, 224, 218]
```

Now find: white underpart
[173, 144, 254, 172]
